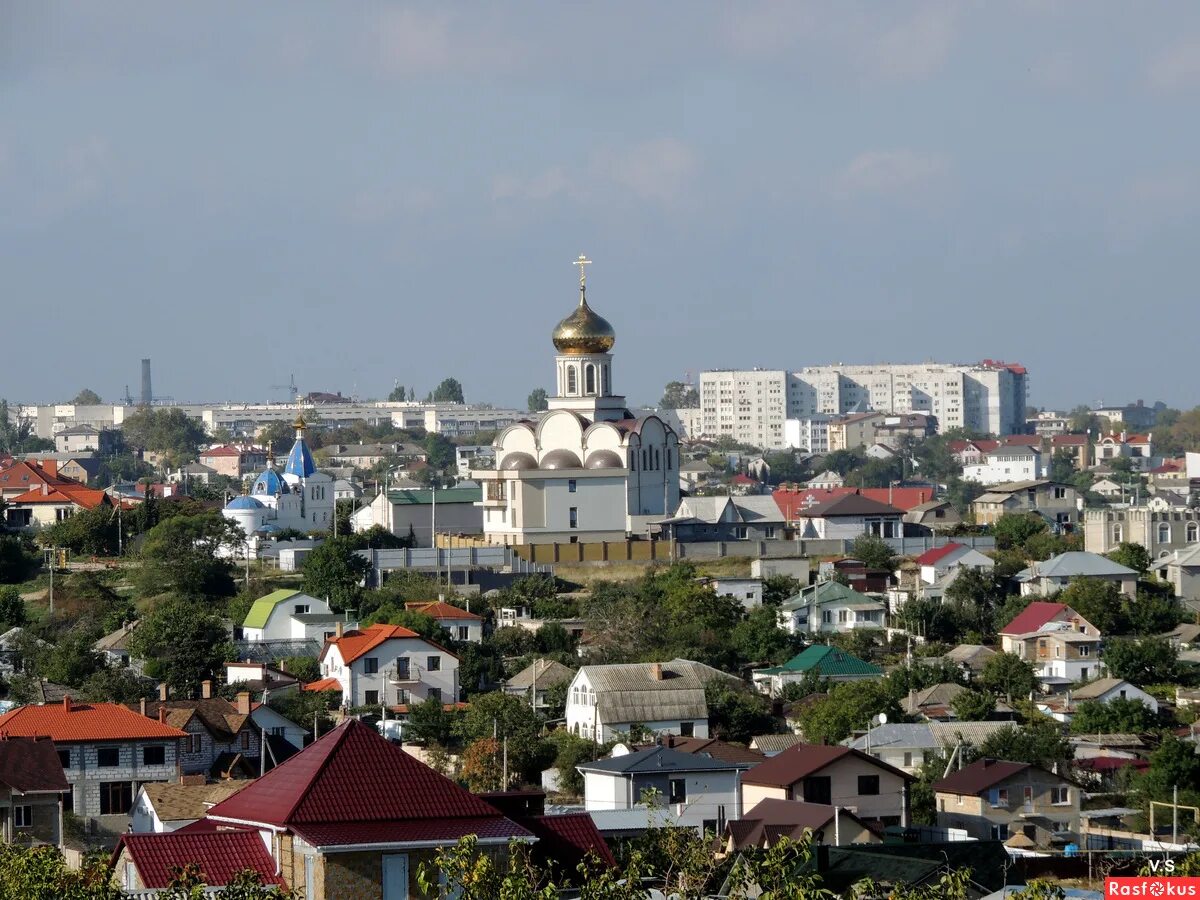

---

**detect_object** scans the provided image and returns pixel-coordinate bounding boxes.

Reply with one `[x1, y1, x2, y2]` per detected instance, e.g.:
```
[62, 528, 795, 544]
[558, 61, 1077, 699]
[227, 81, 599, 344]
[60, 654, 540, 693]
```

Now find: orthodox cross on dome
[574, 254, 591, 300]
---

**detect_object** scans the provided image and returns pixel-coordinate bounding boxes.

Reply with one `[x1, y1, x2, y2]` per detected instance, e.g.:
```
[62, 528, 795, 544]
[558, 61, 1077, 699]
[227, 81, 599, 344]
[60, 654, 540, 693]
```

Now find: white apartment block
[783, 416, 832, 453]
[701, 362, 1027, 449]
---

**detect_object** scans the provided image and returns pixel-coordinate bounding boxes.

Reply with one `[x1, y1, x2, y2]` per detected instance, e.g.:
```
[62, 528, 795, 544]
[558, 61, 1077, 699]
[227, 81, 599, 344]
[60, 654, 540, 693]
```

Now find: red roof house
[201, 719, 530, 896]
[913, 543, 966, 567]
[113, 830, 285, 891]
[0, 736, 70, 845]
[997, 601, 1074, 636]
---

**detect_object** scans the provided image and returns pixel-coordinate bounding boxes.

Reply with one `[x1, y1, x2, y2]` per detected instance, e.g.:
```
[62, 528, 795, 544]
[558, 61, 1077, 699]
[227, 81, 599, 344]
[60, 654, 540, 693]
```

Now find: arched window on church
[666, 448, 672, 470]
[567, 366, 577, 394]
[654, 448, 659, 470]
[585, 365, 596, 395]
[601, 365, 609, 395]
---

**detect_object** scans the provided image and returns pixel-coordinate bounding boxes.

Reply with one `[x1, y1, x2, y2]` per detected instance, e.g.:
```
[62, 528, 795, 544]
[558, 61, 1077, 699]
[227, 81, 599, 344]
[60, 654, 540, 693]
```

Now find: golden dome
[552, 291, 615, 355]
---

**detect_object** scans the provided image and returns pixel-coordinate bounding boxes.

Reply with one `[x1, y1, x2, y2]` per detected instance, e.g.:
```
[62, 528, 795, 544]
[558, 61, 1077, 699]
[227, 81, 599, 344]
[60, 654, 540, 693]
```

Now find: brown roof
[643, 736, 765, 765]
[795, 493, 904, 518]
[141, 781, 252, 823]
[138, 698, 252, 744]
[741, 743, 913, 788]
[0, 737, 69, 793]
[932, 758, 1033, 794]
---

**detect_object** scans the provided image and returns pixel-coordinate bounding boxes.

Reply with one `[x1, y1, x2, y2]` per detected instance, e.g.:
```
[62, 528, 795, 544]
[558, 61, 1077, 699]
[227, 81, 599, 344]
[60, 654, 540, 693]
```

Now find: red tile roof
[301, 677, 342, 693]
[0, 699, 188, 743]
[323, 623, 422, 664]
[205, 719, 530, 846]
[1051, 434, 1089, 446]
[998, 601, 1068, 636]
[405, 601, 483, 621]
[0, 737, 69, 793]
[115, 830, 284, 889]
[773, 487, 933, 517]
[741, 743, 912, 788]
[932, 759, 1032, 795]
[730, 474, 757, 485]
[914, 543, 966, 567]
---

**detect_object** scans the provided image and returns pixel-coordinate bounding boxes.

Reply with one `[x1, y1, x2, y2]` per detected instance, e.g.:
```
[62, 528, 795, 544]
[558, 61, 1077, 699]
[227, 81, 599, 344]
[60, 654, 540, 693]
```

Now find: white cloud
[833, 149, 948, 197]
[1147, 37, 1200, 90]
[366, 8, 522, 77]
[860, 3, 958, 81]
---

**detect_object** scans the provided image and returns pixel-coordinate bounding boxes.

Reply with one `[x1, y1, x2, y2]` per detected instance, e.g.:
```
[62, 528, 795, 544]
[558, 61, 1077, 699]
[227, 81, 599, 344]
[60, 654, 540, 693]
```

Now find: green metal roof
[773, 644, 881, 677]
[780, 580, 873, 611]
[243, 589, 301, 629]
[385, 487, 482, 506]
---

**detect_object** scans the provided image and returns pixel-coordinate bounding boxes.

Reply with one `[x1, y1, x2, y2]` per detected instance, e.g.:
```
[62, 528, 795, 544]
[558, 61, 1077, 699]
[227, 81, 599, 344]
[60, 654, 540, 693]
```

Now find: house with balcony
[740, 744, 912, 830]
[789, 492, 904, 541]
[0, 697, 186, 831]
[962, 445, 1044, 486]
[0, 737, 69, 846]
[317, 623, 460, 710]
[999, 602, 1099, 653]
[933, 758, 1080, 849]
[777, 580, 886, 636]
[972, 480, 1079, 531]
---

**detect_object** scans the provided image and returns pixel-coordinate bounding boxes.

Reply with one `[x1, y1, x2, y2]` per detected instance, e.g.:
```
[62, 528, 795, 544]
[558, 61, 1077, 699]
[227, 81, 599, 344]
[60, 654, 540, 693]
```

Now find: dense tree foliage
[527, 388, 549, 412]
[1103, 636, 1179, 684]
[129, 597, 234, 695]
[136, 513, 239, 600]
[659, 381, 699, 409]
[432, 377, 465, 403]
[849, 533, 896, 571]
[1107, 542, 1152, 575]
[978, 652, 1036, 702]
[950, 689, 996, 721]
[978, 720, 1072, 772]
[0, 535, 40, 584]
[1070, 697, 1158, 734]
[120, 407, 207, 466]
[301, 536, 373, 612]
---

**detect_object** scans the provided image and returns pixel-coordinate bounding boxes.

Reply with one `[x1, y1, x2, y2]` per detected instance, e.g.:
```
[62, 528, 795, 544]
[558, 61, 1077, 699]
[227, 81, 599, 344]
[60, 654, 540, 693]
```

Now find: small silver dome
[499, 452, 538, 471]
[541, 449, 583, 469]
[585, 449, 624, 469]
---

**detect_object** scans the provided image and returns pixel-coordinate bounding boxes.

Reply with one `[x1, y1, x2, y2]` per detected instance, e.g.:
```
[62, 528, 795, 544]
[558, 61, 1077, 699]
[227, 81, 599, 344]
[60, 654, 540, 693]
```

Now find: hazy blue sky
[5, 2, 1200, 411]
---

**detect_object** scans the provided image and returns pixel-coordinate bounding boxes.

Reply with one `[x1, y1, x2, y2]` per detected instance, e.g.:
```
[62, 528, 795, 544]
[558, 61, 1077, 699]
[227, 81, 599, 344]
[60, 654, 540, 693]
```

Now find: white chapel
[473, 257, 679, 544]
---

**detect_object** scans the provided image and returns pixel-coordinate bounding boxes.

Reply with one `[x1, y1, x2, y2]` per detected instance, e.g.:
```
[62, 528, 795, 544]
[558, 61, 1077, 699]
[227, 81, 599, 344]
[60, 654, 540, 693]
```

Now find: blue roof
[227, 496, 265, 510]
[251, 467, 289, 496]
[256, 523, 281, 533]
[285, 437, 316, 478]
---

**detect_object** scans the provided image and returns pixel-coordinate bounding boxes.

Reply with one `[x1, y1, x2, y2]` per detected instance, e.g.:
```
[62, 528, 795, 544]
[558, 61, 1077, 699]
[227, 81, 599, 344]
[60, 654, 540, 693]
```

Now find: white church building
[472, 257, 680, 545]
[222, 416, 335, 544]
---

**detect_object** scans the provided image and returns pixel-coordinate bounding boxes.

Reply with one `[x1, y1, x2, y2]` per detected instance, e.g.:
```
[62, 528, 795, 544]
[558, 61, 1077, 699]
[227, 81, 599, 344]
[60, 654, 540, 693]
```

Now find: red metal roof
[914, 543, 966, 567]
[115, 830, 284, 889]
[526, 813, 617, 868]
[206, 719, 524, 838]
[0, 737, 69, 793]
[405, 600, 483, 621]
[998, 601, 1068, 636]
[0, 699, 188, 743]
[932, 759, 1031, 795]
[292, 816, 530, 849]
[741, 743, 912, 788]
[773, 487, 922, 518]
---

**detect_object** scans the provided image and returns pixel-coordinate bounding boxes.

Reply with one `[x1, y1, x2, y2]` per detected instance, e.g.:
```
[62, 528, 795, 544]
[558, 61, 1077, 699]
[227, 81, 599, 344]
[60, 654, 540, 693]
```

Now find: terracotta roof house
[998, 602, 1098, 644]
[740, 744, 913, 829]
[319, 622, 461, 711]
[752, 645, 881, 697]
[932, 758, 1080, 848]
[405, 600, 485, 643]
[137, 684, 262, 778]
[1, 458, 112, 527]
[0, 736, 70, 846]
[723, 797, 878, 852]
[774, 486, 937, 519]
[0, 698, 186, 827]
[113, 829, 284, 893]
[200, 718, 532, 899]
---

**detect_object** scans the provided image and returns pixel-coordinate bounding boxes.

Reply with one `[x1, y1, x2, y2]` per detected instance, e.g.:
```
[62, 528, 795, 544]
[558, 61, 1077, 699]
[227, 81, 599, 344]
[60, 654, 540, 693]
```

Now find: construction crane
[270, 374, 299, 402]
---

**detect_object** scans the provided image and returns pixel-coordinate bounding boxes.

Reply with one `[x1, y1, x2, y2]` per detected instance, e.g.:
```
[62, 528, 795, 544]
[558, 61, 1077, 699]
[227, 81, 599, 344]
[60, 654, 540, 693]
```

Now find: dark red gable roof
[115, 831, 284, 889]
[999, 601, 1068, 635]
[741, 743, 913, 788]
[527, 813, 617, 869]
[914, 543, 965, 566]
[932, 758, 1032, 795]
[0, 737, 69, 793]
[205, 719, 529, 847]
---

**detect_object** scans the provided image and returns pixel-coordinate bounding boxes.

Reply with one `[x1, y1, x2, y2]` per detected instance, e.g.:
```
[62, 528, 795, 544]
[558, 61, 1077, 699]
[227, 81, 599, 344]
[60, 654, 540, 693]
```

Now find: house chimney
[201, 680, 212, 700]
[335, 621, 344, 639]
[158, 707, 167, 724]
[236, 692, 251, 715]
[140, 698, 147, 717]
[43, 460, 57, 479]
[158, 683, 168, 701]
[650, 663, 663, 681]
[62, 696, 71, 712]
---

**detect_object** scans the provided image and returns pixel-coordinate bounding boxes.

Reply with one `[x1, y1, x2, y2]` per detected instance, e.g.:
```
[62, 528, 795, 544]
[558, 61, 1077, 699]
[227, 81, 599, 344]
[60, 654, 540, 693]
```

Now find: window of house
[100, 781, 133, 815]
[764, 526, 776, 539]
[142, 746, 165, 766]
[822, 610, 832, 624]
[428, 687, 442, 703]
[903, 752, 913, 768]
[97, 747, 120, 767]
[13, 805, 32, 828]
[1051, 786, 1069, 805]
[189, 734, 202, 754]
[428, 656, 441, 672]
[1054, 487, 1067, 499]
[364, 657, 379, 675]
[991, 824, 1009, 840]
[365, 690, 379, 706]
[1023, 786, 1033, 806]
[397, 658, 411, 680]
[569, 507, 578, 529]
[734, 526, 748, 540]
[57, 749, 71, 770]
[1113, 524, 1123, 542]
[568, 479, 577, 493]
[669, 778, 687, 804]
[240, 731, 250, 750]
[857, 775, 880, 796]
[680, 722, 695, 737]
[802, 776, 832, 805]
[457, 626, 469, 640]
[397, 689, 410, 705]
[294, 604, 310, 615]
[567, 367, 577, 394]
[1080, 645, 1090, 657]
[1159, 523, 1172, 544]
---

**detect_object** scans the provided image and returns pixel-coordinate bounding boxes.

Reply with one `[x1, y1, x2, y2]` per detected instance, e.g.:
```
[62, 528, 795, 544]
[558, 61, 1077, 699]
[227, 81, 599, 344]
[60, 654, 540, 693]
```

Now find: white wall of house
[243, 593, 335, 643]
[321, 638, 460, 708]
[564, 671, 709, 743]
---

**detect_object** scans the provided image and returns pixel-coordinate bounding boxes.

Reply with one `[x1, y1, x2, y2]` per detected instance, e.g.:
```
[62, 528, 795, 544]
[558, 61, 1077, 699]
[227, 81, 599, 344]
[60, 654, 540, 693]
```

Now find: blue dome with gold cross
[251, 467, 289, 496]
[284, 415, 316, 479]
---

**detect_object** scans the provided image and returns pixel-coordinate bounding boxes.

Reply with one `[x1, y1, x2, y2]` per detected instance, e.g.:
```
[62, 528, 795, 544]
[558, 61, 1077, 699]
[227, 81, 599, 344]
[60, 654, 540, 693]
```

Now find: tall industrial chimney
[141, 359, 153, 406]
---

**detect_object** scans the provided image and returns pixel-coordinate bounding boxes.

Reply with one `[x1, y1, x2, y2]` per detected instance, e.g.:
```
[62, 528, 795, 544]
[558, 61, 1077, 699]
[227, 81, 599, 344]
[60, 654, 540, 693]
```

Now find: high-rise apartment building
[700, 361, 1027, 449]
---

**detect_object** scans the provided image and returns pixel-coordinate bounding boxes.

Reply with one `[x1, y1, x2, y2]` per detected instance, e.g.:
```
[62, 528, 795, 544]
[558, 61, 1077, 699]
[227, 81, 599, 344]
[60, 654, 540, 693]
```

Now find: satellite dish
[875, 713, 888, 726]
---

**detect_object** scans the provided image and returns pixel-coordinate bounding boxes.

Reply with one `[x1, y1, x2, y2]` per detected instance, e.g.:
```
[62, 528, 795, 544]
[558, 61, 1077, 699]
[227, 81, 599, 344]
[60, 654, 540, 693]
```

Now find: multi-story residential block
[1083, 503, 1200, 556]
[197, 445, 267, 479]
[971, 480, 1079, 531]
[54, 424, 118, 455]
[783, 415, 832, 453]
[1092, 400, 1161, 432]
[0, 698, 186, 828]
[827, 412, 887, 452]
[316, 623, 460, 709]
[933, 758, 1079, 847]
[700, 361, 1027, 449]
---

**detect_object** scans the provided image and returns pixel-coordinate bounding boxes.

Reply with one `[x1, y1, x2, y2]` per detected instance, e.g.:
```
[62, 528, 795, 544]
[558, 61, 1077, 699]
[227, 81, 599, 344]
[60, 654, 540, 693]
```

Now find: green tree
[991, 512, 1047, 550]
[1127, 588, 1183, 635]
[1070, 698, 1158, 735]
[704, 679, 775, 744]
[454, 692, 550, 781]
[0, 586, 28, 631]
[821, 448, 866, 476]
[406, 695, 464, 746]
[301, 536, 373, 612]
[1067, 405, 1103, 435]
[978, 720, 1072, 771]
[40, 504, 121, 556]
[545, 730, 608, 798]
[731, 606, 801, 666]
[423, 433, 456, 471]
[797, 680, 900, 745]
[978, 652, 1035, 702]
[850, 533, 896, 571]
[761, 574, 802, 607]
[432, 378, 465, 404]
[527, 388, 549, 412]
[944, 568, 1005, 636]
[659, 381, 699, 409]
[120, 406, 207, 467]
[897, 597, 966, 644]
[388, 384, 407, 402]
[1103, 636, 1178, 683]
[1047, 449, 1079, 484]
[1142, 734, 1200, 800]
[950, 689, 996, 722]
[1058, 579, 1129, 635]
[0, 844, 126, 899]
[36, 633, 104, 687]
[129, 597, 234, 695]
[0, 535, 39, 584]
[136, 513, 239, 601]
[71, 389, 102, 405]
[0, 400, 53, 454]
[1107, 542, 1152, 575]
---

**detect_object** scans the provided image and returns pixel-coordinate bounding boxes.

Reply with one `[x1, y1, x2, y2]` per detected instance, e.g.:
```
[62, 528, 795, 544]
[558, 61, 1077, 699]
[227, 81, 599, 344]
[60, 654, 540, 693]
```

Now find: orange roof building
[318, 624, 461, 711]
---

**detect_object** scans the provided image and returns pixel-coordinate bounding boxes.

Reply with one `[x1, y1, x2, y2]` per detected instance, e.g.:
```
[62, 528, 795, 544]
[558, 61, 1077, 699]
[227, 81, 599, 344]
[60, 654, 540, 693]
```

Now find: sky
[4, 2, 1200, 412]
